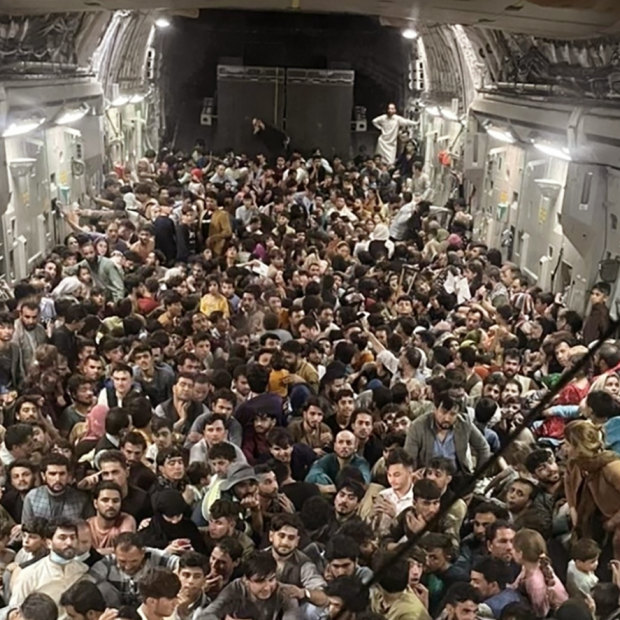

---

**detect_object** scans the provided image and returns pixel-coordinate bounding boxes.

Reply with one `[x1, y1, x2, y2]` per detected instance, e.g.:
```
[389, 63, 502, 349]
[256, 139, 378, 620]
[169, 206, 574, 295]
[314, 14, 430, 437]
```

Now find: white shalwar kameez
[372, 114, 416, 164]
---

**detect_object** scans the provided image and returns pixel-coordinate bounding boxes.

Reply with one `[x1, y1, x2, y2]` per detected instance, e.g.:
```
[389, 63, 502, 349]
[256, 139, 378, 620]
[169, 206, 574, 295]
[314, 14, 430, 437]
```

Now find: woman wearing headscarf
[140, 489, 208, 555]
[564, 419, 620, 559]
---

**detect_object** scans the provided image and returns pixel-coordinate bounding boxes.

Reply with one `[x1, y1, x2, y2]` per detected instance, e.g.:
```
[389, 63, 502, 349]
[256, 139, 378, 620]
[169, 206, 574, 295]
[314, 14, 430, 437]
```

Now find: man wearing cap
[305, 431, 371, 494]
[219, 462, 263, 538]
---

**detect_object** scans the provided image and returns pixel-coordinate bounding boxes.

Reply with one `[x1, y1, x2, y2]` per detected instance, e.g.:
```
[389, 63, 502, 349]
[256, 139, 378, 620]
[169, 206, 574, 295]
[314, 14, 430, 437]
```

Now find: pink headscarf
[82, 405, 108, 441]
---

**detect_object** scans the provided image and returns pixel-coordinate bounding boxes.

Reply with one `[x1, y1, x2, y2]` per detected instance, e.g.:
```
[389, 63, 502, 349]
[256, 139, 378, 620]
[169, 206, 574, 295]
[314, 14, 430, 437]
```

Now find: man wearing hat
[219, 462, 263, 538]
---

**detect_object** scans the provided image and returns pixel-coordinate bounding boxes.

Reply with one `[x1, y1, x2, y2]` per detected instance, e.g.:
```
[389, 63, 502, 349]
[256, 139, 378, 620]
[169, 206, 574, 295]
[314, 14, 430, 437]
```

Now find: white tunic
[372, 113, 416, 164]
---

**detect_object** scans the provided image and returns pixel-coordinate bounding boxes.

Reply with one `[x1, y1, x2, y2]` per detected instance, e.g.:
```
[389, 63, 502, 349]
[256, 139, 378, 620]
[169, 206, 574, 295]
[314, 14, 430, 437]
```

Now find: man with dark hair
[22, 454, 87, 522]
[87, 481, 136, 554]
[120, 431, 158, 492]
[471, 557, 523, 618]
[0, 424, 35, 466]
[485, 521, 520, 581]
[442, 583, 480, 620]
[268, 513, 327, 606]
[132, 343, 175, 406]
[137, 567, 181, 620]
[2, 460, 36, 522]
[404, 393, 490, 475]
[89, 532, 179, 607]
[11, 519, 88, 607]
[235, 363, 285, 429]
[370, 551, 430, 619]
[99, 450, 152, 523]
[175, 552, 210, 620]
[58, 375, 96, 436]
[281, 340, 319, 392]
[60, 580, 107, 620]
[75, 238, 125, 303]
[201, 551, 299, 619]
[13, 301, 47, 372]
[324, 575, 370, 620]
[2, 593, 58, 620]
[155, 373, 208, 436]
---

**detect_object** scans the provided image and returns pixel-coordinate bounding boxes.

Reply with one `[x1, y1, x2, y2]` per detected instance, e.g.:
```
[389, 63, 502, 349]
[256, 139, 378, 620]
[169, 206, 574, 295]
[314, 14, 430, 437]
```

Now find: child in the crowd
[567, 538, 601, 598]
[511, 528, 568, 617]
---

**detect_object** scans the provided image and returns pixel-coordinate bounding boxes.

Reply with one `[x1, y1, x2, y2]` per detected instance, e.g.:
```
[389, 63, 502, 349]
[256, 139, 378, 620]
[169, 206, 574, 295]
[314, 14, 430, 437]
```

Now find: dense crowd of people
[0, 135, 618, 620]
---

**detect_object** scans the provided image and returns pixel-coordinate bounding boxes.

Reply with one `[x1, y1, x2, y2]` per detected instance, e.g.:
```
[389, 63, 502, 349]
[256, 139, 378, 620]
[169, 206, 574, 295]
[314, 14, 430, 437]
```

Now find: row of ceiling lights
[2, 104, 91, 138]
[483, 123, 572, 162]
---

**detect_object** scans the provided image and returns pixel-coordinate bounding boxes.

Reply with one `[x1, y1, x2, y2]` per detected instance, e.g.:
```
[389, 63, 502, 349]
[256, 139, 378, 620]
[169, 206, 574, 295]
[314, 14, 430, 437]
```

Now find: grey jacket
[12, 320, 47, 371]
[76, 256, 125, 302]
[404, 412, 491, 474]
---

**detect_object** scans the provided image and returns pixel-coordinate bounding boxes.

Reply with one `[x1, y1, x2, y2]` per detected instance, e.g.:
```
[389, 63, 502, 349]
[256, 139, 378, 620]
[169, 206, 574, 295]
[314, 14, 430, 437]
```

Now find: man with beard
[267, 514, 327, 607]
[305, 431, 371, 493]
[501, 348, 534, 393]
[11, 519, 88, 607]
[404, 393, 490, 479]
[75, 238, 124, 303]
[12, 302, 47, 372]
[58, 375, 96, 436]
[87, 481, 136, 554]
[524, 448, 565, 534]
[1, 460, 37, 522]
[22, 454, 87, 522]
[287, 397, 332, 456]
[281, 341, 319, 392]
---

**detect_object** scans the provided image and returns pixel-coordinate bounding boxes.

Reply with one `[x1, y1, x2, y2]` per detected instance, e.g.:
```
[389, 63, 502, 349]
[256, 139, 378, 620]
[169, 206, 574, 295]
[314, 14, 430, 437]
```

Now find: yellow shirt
[200, 293, 230, 318]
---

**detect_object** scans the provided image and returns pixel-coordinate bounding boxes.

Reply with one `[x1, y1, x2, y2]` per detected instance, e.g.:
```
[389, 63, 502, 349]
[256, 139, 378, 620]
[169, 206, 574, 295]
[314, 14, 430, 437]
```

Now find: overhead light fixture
[55, 104, 90, 126]
[534, 142, 572, 162]
[111, 95, 130, 107]
[2, 117, 45, 138]
[128, 94, 146, 104]
[402, 28, 418, 40]
[486, 126, 516, 144]
[426, 106, 441, 117]
[441, 109, 461, 122]
[155, 16, 171, 28]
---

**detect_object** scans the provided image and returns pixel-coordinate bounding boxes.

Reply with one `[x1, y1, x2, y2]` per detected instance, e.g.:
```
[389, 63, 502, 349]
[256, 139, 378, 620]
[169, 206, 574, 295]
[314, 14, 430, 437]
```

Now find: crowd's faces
[94, 489, 122, 520]
[83, 358, 104, 381]
[352, 413, 373, 442]
[501, 382, 521, 403]
[554, 341, 571, 368]
[269, 442, 293, 464]
[135, 350, 154, 373]
[160, 456, 185, 481]
[425, 546, 449, 573]
[22, 529, 45, 554]
[487, 527, 515, 562]
[73, 382, 95, 407]
[210, 545, 236, 578]
[112, 370, 133, 396]
[19, 306, 39, 331]
[424, 467, 451, 493]
[191, 313, 209, 333]
[605, 374, 620, 397]
[336, 395, 355, 422]
[472, 511, 497, 542]
[204, 419, 228, 446]
[502, 357, 520, 378]
[16, 400, 39, 423]
[254, 414, 276, 436]
[482, 383, 502, 401]
[408, 558, 424, 586]
[334, 487, 359, 517]
[447, 599, 479, 620]
[50, 526, 77, 560]
[245, 572, 278, 600]
[154, 427, 173, 450]
[174, 376, 194, 402]
[178, 357, 201, 374]
[393, 414, 411, 434]
[387, 463, 413, 493]
[178, 565, 206, 598]
[397, 298, 413, 316]
[328, 556, 356, 579]
[43, 464, 69, 494]
[240, 293, 257, 314]
[532, 455, 560, 484]
[211, 398, 233, 421]
[506, 481, 533, 513]
[208, 515, 235, 540]
[269, 525, 300, 558]
[116, 544, 146, 575]
[414, 495, 441, 522]
[433, 404, 458, 432]
[232, 479, 257, 501]
[209, 456, 233, 477]
[466, 311, 483, 332]
[333, 432, 357, 460]
[100, 461, 129, 489]
[122, 441, 145, 465]
[470, 570, 496, 598]
[303, 405, 324, 430]
[10, 465, 34, 492]
[30, 425, 50, 454]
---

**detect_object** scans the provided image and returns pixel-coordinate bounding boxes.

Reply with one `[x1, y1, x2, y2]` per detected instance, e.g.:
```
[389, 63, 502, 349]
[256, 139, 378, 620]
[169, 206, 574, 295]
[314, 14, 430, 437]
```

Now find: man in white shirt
[11, 519, 89, 613]
[372, 103, 417, 165]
